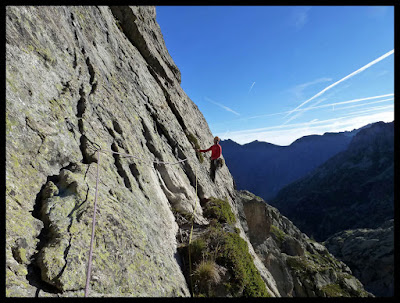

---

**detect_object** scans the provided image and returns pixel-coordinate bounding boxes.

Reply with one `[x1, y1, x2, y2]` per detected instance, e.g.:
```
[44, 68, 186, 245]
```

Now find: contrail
[283, 49, 394, 122]
[205, 97, 240, 116]
[221, 105, 393, 137]
[209, 93, 393, 128]
[248, 82, 256, 93]
[245, 93, 393, 121]
[333, 98, 393, 111]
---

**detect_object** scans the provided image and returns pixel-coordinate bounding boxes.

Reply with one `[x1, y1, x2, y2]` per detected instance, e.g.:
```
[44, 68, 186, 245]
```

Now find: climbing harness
[84, 148, 198, 297]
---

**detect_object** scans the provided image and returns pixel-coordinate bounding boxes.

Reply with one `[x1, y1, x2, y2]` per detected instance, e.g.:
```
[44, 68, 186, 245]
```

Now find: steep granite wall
[5, 6, 274, 297]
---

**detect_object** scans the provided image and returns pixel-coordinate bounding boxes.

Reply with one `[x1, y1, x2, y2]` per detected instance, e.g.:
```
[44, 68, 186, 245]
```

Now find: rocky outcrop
[324, 220, 394, 297]
[236, 191, 372, 298]
[6, 5, 372, 298]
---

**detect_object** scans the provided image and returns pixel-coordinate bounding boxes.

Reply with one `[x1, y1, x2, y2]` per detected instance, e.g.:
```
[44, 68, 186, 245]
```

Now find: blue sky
[156, 6, 394, 146]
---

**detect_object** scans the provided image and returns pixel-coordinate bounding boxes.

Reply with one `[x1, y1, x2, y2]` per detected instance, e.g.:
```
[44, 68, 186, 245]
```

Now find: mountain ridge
[221, 127, 361, 200]
[225, 126, 365, 148]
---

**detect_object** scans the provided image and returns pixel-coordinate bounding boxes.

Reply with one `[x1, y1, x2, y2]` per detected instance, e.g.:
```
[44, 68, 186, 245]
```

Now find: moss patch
[216, 230, 269, 297]
[203, 197, 236, 225]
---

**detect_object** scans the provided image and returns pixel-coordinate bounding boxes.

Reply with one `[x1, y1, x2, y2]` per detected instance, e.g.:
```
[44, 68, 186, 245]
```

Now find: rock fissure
[77, 87, 86, 119]
[72, 48, 78, 69]
[147, 66, 186, 132]
[140, 118, 163, 160]
[111, 142, 133, 191]
[53, 229, 72, 283]
[128, 163, 144, 192]
[69, 181, 90, 223]
[25, 116, 46, 155]
[76, 85, 98, 164]
[29, 164, 92, 292]
[84, 56, 97, 95]
[26, 174, 62, 296]
[143, 99, 206, 203]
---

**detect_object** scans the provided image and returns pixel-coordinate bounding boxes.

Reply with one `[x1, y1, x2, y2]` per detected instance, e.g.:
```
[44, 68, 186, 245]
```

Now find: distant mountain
[221, 128, 361, 200]
[270, 121, 394, 242]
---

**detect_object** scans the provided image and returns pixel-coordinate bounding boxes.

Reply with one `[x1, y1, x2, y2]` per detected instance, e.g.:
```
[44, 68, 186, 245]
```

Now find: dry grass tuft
[193, 260, 221, 295]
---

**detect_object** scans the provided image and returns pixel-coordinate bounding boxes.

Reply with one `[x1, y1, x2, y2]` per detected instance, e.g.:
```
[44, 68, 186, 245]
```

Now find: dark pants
[210, 159, 218, 182]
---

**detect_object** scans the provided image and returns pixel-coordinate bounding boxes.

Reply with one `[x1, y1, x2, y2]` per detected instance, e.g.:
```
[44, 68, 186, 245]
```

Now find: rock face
[324, 220, 394, 297]
[6, 6, 370, 298]
[220, 130, 357, 200]
[271, 121, 394, 242]
[5, 5, 274, 297]
[236, 191, 371, 298]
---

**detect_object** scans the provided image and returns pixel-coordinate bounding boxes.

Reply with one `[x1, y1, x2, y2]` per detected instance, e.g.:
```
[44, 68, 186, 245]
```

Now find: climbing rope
[187, 164, 198, 296]
[84, 150, 100, 297]
[84, 148, 198, 297]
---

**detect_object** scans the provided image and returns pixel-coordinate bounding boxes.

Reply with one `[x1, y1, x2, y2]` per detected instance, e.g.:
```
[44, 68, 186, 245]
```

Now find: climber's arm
[198, 146, 212, 153]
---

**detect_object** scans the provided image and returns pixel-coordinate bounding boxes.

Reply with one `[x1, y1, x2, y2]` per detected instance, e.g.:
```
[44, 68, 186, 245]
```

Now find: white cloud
[219, 108, 393, 146]
[283, 49, 395, 124]
[205, 96, 240, 116]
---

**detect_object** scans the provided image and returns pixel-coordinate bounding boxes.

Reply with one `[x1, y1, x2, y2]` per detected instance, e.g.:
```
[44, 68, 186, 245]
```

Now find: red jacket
[200, 144, 222, 160]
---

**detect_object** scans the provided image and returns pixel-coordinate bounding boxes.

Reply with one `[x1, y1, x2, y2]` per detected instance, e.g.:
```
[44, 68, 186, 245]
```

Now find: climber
[197, 136, 223, 182]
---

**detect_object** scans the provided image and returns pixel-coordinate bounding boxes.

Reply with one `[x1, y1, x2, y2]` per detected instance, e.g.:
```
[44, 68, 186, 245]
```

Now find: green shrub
[179, 195, 269, 297]
[203, 197, 236, 225]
